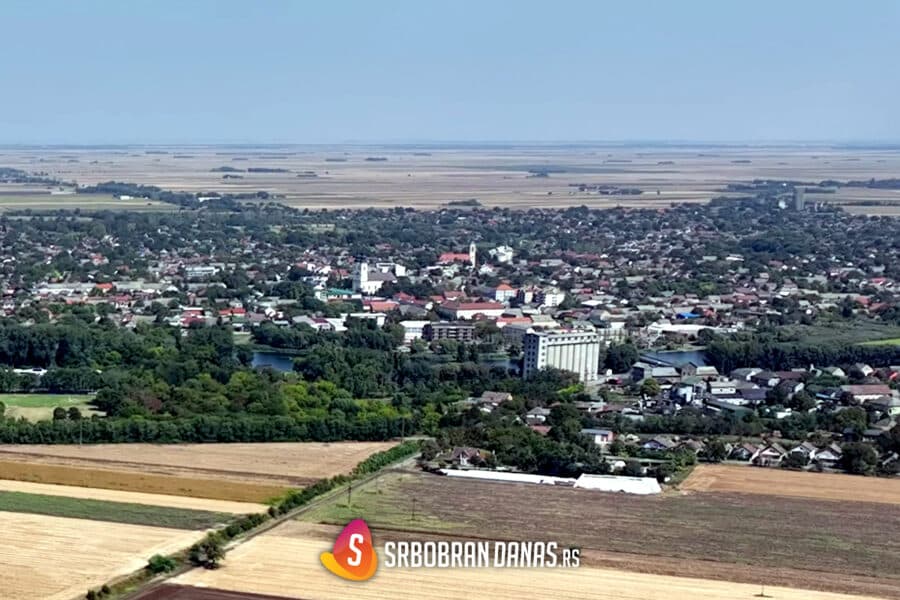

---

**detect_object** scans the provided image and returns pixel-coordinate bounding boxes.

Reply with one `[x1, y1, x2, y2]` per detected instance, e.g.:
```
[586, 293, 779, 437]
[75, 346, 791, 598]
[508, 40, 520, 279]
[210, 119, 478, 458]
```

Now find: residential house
[581, 428, 616, 450]
[641, 436, 677, 451]
[751, 442, 788, 467]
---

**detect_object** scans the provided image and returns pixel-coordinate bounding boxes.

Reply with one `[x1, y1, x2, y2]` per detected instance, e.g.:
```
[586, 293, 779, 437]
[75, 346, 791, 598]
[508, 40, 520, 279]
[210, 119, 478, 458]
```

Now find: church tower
[468, 242, 477, 267]
[353, 261, 369, 292]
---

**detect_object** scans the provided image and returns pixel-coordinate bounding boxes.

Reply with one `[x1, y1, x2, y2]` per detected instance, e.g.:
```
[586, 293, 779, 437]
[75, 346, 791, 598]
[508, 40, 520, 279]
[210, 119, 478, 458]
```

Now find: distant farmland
[4, 144, 900, 212]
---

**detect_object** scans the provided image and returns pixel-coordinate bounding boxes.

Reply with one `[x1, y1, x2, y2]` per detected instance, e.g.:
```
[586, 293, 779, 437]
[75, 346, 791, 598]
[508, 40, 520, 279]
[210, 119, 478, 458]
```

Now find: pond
[251, 351, 295, 372]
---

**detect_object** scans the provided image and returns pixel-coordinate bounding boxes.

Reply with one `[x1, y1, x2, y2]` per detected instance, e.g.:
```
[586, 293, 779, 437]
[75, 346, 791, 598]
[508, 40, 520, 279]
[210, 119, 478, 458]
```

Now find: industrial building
[522, 328, 602, 382]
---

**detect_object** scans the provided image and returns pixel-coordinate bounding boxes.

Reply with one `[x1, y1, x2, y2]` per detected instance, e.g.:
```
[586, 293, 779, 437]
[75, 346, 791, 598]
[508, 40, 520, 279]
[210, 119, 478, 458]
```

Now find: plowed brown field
[681, 464, 900, 505]
[173, 521, 891, 600]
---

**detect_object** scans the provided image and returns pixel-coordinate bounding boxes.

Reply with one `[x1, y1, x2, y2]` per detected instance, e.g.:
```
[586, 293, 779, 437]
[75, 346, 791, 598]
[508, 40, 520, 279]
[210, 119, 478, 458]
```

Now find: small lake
[640, 349, 708, 367]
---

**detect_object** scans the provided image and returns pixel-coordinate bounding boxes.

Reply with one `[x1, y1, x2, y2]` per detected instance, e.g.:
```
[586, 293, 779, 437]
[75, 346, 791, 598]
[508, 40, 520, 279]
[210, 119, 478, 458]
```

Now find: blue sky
[1, 0, 898, 144]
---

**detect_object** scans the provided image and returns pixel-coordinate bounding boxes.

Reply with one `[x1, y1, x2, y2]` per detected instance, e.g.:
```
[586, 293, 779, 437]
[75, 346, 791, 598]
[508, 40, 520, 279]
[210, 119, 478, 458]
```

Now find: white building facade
[523, 329, 602, 382]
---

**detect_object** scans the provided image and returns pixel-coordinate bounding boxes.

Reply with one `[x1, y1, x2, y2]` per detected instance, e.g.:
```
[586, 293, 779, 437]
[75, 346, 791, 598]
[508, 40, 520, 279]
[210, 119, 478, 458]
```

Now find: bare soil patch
[682, 464, 900, 505]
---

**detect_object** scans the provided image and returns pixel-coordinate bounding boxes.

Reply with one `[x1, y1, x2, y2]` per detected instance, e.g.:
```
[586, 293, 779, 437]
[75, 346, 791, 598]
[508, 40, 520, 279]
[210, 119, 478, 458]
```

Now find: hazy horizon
[2, 0, 898, 145]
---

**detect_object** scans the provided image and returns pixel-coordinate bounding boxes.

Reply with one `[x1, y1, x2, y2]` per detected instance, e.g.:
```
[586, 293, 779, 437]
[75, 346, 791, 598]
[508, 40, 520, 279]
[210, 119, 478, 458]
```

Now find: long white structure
[438, 469, 661, 495]
[522, 329, 601, 382]
[439, 469, 570, 486]
[573, 474, 661, 495]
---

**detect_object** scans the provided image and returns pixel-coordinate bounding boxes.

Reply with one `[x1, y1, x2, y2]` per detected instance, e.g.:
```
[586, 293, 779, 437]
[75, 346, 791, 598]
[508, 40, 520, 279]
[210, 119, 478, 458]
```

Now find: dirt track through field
[0, 511, 206, 600]
[681, 464, 900, 504]
[0, 479, 265, 514]
[173, 522, 891, 600]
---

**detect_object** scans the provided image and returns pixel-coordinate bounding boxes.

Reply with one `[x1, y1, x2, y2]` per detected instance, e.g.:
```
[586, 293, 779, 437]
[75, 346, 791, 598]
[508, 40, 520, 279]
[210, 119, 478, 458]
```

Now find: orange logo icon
[320, 519, 378, 581]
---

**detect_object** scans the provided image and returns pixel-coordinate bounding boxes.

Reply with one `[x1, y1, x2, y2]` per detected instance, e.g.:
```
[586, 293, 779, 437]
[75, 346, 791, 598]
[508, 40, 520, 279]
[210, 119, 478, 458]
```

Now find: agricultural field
[291, 471, 900, 598]
[682, 464, 900, 504]
[0, 441, 398, 502]
[171, 521, 890, 600]
[3, 145, 900, 212]
[0, 479, 264, 513]
[0, 511, 207, 600]
[135, 586, 294, 600]
[0, 392, 102, 421]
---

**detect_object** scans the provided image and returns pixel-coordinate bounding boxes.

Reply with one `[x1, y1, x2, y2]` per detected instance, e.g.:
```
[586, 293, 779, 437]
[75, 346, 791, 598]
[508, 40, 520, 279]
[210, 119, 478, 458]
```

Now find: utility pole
[347, 482, 352, 508]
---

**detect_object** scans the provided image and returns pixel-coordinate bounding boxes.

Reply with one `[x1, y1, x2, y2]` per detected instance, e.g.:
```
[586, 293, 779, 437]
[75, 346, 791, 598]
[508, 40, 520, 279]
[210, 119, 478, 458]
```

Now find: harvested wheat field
[0, 442, 397, 502]
[0, 510, 206, 600]
[173, 521, 888, 600]
[0, 442, 396, 483]
[0, 479, 265, 514]
[0, 459, 286, 503]
[682, 464, 900, 505]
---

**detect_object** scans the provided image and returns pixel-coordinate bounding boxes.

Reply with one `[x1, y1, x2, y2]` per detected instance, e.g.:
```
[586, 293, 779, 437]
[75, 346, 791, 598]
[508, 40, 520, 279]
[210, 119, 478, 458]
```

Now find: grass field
[0, 511, 207, 600]
[0, 192, 172, 211]
[682, 464, 900, 504]
[0, 479, 265, 514]
[296, 471, 900, 598]
[859, 337, 900, 346]
[786, 321, 900, 347]
[172, 521, 890, 600]
[0, 392, 102, 421]
[0, 490, 230, 529]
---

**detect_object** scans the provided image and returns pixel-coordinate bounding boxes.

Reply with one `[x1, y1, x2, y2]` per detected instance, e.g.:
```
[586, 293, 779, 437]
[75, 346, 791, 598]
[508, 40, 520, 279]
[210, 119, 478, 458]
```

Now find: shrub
[147, 554, 178, 574]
